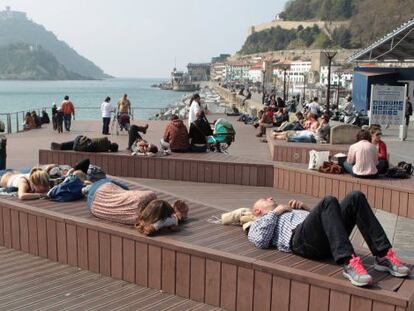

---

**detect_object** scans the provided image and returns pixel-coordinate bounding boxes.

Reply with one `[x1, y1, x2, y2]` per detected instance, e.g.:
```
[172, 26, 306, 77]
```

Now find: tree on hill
[280, 0, 354, 21]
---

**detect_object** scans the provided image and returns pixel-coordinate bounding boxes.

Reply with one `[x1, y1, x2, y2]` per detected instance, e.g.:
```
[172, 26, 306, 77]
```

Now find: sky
[1, 0, 287, 78]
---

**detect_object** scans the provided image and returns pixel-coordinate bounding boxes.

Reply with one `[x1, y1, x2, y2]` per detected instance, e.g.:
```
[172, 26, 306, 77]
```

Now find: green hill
[0, 43, 85, 80]
[0, 9, 109, 79]
[239, 0, 414, 55]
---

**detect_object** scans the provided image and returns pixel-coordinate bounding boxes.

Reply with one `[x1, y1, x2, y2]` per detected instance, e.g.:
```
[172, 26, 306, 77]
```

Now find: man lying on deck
[51, 135, 118, 153]
[247, 191, 410, 287]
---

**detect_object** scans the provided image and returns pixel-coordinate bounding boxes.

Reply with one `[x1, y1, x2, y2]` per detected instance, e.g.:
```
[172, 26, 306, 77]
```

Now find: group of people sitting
[24, 110, 50, 131]
[0, 160, 189, 235]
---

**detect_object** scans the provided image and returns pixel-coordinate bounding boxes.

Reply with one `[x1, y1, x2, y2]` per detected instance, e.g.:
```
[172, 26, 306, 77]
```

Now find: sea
[0, 78, 189, 132]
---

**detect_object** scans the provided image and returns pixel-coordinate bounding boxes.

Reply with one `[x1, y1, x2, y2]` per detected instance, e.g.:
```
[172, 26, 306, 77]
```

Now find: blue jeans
[63, 114, 72, 131]
[287, 133, 316, 143]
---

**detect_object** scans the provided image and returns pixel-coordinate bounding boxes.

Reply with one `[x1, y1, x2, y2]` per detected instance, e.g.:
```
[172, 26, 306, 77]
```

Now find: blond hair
[29, 167, 49, 188]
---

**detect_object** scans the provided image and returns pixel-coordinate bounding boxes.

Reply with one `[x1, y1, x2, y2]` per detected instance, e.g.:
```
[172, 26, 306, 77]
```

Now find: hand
[288, 200, 309, 211]
[273, 204, 292, 215]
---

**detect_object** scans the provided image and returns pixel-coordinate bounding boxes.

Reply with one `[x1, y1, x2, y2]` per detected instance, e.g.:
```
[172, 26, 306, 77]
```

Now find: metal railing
[0, 106, 169, 134]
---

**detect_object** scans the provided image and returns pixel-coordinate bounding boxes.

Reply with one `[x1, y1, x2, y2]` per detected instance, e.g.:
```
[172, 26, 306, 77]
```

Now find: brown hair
[137, 200, 174, 234]
[356, 129, 371, 142]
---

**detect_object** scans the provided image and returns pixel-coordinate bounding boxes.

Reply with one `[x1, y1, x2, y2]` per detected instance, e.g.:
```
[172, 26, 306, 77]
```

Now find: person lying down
[213, 192, 410, 287]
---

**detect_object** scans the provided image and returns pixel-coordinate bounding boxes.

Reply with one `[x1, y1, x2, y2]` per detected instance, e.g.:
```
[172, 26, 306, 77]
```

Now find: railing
[0, 106, 170, 134]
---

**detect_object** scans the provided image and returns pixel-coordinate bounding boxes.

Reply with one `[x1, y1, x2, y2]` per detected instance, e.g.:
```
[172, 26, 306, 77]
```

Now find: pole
[324, 51, 337, 116]
[283, 68, 287, 101]
[302, 74, 306, 104]
[262, 69, 266, 105]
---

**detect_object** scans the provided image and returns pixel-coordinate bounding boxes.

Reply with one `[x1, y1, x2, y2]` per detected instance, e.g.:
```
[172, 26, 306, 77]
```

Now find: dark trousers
[63, 114, 72, 131]
[0, 148, 6, 170]
[128, 125, 143, 149]
[406, 115, 410, 127]
[291, 191, 391, 264]
[52, 115, 57, 130]
[102, 117, 110, 135]
[377, 159, 389, 175]
[59, 141, 75, 150]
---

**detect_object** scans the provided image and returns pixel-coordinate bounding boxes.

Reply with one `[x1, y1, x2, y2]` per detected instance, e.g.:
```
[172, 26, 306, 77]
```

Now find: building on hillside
[0, 6, 27, 20]
[225, 61, 251, 82]
[320, 66, 353, 90]
[248, 63, 264, 83]
[187, 63, 210, 81]
[210, 62, 226, 81]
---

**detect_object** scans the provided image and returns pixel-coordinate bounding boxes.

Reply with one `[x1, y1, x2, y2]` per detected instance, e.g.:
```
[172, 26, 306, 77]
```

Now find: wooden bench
[0, 178, 413, 311]
[266, 131, 349, 164]
[39, 149, 274, 187]
[273, 162, 414, 219]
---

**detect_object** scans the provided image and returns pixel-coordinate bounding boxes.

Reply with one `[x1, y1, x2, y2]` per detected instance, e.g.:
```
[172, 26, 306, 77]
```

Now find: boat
[170, 68, 200, 92]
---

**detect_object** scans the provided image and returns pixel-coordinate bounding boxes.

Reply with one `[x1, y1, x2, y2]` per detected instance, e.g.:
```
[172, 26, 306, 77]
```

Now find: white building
[273, 60, 312, 84]
[210, 62, 226, 81]
[320, 66, 353, 89]
[225, 61, 250, 81]
[248, 63, 263, 83]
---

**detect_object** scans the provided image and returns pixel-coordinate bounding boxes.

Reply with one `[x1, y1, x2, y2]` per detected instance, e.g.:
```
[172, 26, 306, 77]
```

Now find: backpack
[397, 161, 413, 175]
[386, 167, 410, 179]
[87, 165, 106, 182]
[47, 175, 84, 202]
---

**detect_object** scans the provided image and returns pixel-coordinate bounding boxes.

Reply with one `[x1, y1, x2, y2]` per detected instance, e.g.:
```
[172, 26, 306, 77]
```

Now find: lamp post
[336, 72, 343, 108]
[302, 72, 307, 104]
[261, 61, 266, 105]
[323, 50, 337, 115]
[283, 66, 289, 101]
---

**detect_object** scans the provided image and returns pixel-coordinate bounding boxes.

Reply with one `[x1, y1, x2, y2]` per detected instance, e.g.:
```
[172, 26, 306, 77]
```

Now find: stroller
[207, 118, 236, 153]
[114, 113, 130, 135]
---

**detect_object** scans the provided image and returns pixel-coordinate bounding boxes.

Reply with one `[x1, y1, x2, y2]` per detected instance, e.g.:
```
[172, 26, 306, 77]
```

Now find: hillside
[0, 43, 85, 80]
[0, 9, 109, 79]
[240, 0, 414, 55]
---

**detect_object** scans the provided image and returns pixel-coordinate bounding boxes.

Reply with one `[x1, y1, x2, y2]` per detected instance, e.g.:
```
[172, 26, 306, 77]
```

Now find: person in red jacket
[161, 115, 190, 152]
[371, 127, 389, 175]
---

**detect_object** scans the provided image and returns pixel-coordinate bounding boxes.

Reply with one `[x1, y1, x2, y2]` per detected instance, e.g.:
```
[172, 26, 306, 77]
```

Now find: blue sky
[1, 0, 288, 77]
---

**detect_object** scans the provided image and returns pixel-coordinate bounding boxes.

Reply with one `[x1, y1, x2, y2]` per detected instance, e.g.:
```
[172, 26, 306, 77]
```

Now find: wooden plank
[350, 296, 372, 311]
[37, 216, 48, 258]
[197, 162, 205, 183]
[0, 207, 3, 246]
[135, 241, 148, 286]
[176, 252, 190, 299]
[56, 222, 68, 264]
[66, 224, 77, 266]
[220, 164, 227, 184]
[242, 166, 250, 186]
[289, 170, 295, 192]
[256, 166, 265, 187]
[148, 244, 162, 290]
[313, 175, 321, 198]
[161, 248, 176, 294]
[87, 229, 99, 273]
[326, 178, 333, 196]
[253, 271, 272, 311]
[205, 259, 221, 307]
[46, 219, 57, 261]
[221, 263, 237, 311]
[190, 255, 206, 302]
[271, 276, 290, 311]
[371, 302, 396, 311]
[123, 238, 135, 283]
[265, 166, 273, 187]
[375, 187, 384, 211]
[77, 226, 88, 270]
[329, 291, 350, 311]
[367, 185, 376, 207]
[383, 189, 392, 212]
[290, 281, 309, 311]
[309, 285, 329, 311]
[399, 192, 409, 218]
[234, 164, 242, 185]
[19, 212, 29, 252]
[28, 214, 38, 256]
[249, 166, 258, 186]
[99, 232, 111, 276]
[332, 179, 339, 198]
[183, 161, 191, 181]
[391, 190, 400, 216]
[111, 235, 123, 280]
[319, 176, 326, 198]
[408, 193, 414, 219]
[10, 209, 20, 250]
[190, 162, 198, 182]
[236, 267, 254, 311]
[175, 160, 183, 181]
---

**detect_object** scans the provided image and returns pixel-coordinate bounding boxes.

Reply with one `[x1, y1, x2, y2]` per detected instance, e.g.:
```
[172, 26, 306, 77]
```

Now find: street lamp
[262, 61, 266, 105]
[323, 50, 337, 115]
[282, 66, 289, 101]
[336, 72, 343, 108]
[302, 72, 308, 104]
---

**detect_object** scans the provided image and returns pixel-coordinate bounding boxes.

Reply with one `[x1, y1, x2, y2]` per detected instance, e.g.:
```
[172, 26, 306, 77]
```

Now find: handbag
[308, 150, 330, 170]
[318, 162, 343, 174]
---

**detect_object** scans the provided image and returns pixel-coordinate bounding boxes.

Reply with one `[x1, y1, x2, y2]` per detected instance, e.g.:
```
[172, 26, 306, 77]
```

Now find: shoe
[256, 133, 263, 137]
[143, 124, 149, 134]
[253, 123, 259, 129]
[51, 142, 62, 150]
[374, 249, 410, 277]
[343, 255, 373, 287]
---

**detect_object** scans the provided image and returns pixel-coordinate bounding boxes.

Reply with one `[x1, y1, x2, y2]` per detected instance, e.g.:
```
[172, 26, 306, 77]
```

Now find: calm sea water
[0, 78, 188, 123]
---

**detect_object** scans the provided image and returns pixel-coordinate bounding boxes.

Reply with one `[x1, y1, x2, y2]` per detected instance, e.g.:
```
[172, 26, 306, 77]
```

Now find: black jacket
[189, 118, 213, 145]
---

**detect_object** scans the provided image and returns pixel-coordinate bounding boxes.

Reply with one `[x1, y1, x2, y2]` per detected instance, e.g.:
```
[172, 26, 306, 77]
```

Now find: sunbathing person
[51, 136, 118, 153]
[274, 112, 305, 132]
[87, 178, 188, 235]
[127, 124, 149, 151]
[247, 191, 410, 287]
[271, 113, 320, 143]
[0, 167, 50, 200]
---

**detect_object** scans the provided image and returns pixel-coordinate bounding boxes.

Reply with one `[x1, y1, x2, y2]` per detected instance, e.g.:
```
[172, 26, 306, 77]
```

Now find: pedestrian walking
[405, 96, 413, 127]
[61, 96, 75, 131]
[101, 97, 112, 135]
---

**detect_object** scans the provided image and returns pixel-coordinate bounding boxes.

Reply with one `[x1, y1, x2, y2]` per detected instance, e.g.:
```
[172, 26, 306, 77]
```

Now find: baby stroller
[207, 118, 236, 153]
[115, 113, 130, 135]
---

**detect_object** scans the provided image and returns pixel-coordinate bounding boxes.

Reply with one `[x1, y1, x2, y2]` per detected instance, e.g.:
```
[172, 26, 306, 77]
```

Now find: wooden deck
[0, 178, 413, 311]
[266, 131, 350, 163]
[0, 246, 223, 311]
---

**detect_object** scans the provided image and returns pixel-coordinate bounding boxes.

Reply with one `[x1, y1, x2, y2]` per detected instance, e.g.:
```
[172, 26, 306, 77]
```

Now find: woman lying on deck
[86, 178, 188, 235]
[246, 191, 410, 287]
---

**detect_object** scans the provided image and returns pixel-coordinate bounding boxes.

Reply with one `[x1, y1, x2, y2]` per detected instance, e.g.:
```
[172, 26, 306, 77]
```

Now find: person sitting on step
[247, 191, 410, 287]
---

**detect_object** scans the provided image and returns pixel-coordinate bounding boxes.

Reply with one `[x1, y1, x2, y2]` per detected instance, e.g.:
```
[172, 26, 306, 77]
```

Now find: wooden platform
[0, 247, 223, 310]
[266, 131, 349, 163]
[0, 178, 413, 311]
[273, 162, 414, 219]
[39, 149, 275, 187]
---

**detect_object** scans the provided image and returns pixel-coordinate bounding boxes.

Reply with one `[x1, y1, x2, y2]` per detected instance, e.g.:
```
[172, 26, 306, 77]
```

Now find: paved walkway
[0, 247, 222, 311]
